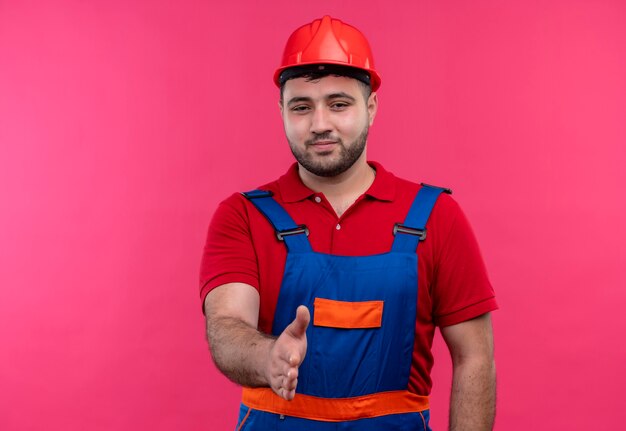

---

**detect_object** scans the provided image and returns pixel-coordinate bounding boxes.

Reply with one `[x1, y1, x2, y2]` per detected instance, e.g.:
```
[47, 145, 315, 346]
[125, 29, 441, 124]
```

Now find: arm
[204, 282, 310, 400]
[440, 312, 496, 431]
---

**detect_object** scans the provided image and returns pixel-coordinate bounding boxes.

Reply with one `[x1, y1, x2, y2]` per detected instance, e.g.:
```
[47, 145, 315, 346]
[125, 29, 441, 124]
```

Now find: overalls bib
[235, 185, 447, 431]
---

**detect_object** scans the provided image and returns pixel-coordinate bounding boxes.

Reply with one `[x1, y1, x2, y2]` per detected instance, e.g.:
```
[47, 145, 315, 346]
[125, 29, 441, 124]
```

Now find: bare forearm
[449, 358, 496, 431]
[204, 284, 308, 400]
[205, 315, 274, 387]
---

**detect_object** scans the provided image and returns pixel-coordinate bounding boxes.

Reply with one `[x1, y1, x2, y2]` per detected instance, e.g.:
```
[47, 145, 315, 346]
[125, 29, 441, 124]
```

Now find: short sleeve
[431, 198, 497, 327]
[199, 194, 260, 310]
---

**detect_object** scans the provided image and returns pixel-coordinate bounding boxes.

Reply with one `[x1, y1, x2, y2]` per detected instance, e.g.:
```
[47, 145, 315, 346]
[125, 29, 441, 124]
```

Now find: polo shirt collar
[278, 161, 396, 203]
[365, 161, 396, 202]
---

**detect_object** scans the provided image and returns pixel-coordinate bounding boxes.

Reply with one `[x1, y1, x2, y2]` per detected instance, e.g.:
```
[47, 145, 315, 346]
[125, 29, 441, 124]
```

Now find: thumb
[286, 305, 310, 338]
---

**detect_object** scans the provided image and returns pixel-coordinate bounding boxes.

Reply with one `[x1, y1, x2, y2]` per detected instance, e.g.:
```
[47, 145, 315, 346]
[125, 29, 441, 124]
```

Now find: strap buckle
[276, 225, 309, 241]
[393, 223, 427, 241]
[420, 183, 452, 194]
[241, 190, 274, 199]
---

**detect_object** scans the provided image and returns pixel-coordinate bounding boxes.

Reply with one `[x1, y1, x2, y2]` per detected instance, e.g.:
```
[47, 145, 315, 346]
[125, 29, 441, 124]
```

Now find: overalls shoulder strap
[391, 183, 452, 253]
[242, 189, 312, 253]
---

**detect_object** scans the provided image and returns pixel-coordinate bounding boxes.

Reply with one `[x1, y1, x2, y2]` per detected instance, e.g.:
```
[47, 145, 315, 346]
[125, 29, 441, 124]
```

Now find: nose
[310, 106, 332, 135]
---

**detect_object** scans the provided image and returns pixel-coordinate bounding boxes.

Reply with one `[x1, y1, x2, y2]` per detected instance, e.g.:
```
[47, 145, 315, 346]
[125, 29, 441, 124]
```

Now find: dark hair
[279, 64, 372, 104]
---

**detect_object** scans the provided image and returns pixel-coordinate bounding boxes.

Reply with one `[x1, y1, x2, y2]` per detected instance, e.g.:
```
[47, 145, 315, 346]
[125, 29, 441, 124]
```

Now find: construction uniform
[202, 16, 497, 429]
[200, 163, 497, 430]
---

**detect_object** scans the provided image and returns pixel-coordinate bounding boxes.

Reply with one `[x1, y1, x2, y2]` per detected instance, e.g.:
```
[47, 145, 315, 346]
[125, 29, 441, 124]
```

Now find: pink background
[1, 1, 625, 429]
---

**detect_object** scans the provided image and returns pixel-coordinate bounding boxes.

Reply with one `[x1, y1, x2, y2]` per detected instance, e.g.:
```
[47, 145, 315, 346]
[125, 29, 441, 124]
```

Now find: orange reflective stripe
[241, 388, 429, 422]
[236, 407, 251, 431]
[313, 298, 384, 329]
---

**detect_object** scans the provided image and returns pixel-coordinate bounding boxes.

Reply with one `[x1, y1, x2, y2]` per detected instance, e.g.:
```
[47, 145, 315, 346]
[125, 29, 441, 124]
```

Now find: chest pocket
[313, 298, 383, 329]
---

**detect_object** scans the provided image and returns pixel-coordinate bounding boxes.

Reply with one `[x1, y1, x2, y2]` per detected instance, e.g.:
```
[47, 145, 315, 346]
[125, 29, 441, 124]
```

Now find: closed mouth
[309, 140, 338, 146]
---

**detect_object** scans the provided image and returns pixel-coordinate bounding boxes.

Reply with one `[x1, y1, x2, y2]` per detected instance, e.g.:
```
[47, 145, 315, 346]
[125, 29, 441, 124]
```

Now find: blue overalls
[235, 184, 448, 431]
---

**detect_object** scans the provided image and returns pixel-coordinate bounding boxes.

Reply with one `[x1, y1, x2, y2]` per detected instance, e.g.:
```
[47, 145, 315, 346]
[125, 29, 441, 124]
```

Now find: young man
[201, 15, 497, 431]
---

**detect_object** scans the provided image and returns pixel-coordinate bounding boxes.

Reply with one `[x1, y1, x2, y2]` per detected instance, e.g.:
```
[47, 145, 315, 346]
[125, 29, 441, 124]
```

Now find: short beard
[289, 126, 369, 178]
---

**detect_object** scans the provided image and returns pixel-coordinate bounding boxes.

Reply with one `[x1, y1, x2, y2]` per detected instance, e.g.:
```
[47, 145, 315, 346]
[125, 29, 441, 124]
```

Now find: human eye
[290, 105, 311, 113]
[330, 101, 351, 110]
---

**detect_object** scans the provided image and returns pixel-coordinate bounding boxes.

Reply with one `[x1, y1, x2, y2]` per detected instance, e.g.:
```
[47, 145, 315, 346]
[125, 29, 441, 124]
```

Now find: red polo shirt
[200, 161, 497, 395]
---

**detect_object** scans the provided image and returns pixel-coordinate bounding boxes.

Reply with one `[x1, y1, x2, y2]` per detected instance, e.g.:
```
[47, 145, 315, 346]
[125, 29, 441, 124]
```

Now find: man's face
[280, 75, 377, 178]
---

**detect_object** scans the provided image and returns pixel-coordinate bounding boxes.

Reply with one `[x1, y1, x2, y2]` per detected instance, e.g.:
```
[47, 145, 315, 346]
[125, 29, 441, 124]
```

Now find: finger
[275, 349, 301, 368]
[295, 305, 310, 333]
[284, 388, 296, 401]
[287, 353, 301, 366]
[284, 376, 298, 392]
[275, 342, 301, 365]
[286, 367, 298, 381]
[286, 305, 310, 338]
[281, 359, 299, 379]
[279, 368, 296, 392]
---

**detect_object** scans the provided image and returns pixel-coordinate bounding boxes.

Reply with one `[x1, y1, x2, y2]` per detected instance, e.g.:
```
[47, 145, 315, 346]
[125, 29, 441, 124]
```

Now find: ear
[367, 92, 378, 126]
[278, 99, 284, 117]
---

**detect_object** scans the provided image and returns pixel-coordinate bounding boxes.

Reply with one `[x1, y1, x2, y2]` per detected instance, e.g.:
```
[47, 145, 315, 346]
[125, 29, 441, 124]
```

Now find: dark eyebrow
[286, 96, 312, 107]
[286, 92, 357, 107]
[326, 92, 357, 102]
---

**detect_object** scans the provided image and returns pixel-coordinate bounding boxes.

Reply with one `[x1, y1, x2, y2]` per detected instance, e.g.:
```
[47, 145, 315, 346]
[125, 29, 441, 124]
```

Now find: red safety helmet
[274, 15, 381, 91]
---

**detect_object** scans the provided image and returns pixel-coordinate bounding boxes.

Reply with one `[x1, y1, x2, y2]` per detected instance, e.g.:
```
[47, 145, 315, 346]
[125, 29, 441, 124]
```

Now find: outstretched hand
[266, 305, 310, 401]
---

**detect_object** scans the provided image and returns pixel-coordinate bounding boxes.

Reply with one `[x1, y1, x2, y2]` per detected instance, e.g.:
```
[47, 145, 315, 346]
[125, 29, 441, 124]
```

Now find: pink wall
[1, 1, 624, 429]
